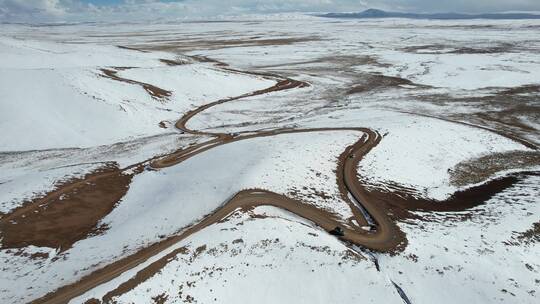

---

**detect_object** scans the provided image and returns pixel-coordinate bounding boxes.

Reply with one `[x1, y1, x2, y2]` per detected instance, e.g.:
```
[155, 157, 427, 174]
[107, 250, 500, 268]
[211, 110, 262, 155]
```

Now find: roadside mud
[365, 173, 526, 215]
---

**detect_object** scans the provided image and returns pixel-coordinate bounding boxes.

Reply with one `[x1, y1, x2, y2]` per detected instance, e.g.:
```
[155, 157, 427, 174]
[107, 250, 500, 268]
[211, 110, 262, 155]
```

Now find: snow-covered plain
[0, 133, 208, 213]
[379, 174, 540, 303]
[73, 206, 400, 304]
[0, 131, 364, 303]
[1, 16, 539, 304]
[0, 37, 273, 151]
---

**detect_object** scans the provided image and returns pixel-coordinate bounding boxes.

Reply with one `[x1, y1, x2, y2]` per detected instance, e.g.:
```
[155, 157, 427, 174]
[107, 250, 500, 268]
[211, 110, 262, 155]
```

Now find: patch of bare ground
[256, 54, 388, 69]
[321, 54, 389, 66]
[402, 42, 515, 54]
[152, 293, 169, 304]
[159, 58, 188, 66]
[467, 111, 539, 148]
[100, 68, 172, 101]
[254, 55, 419, 96]
[158, 121, 167, 128]
[499, 84, 540, 95]
[0, 164, 136, 251]
[419, 88, 538, 109]
[189, 55, 229, 67]
[505, 221, 540, 246]
[347, 74, 416, 94]
[416, 92, 539, 147]
[475, 111, 538, 133]
[463, 91, 540, 131]
[137, 36, 321, 53]
[449, 151, 540, 187]
[362, 172, 526, 218]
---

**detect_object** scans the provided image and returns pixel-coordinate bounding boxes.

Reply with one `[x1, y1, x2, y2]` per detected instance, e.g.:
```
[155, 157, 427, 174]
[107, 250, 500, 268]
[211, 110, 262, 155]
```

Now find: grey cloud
[364, 0, 540, 13]
[0, 0, 78, 22]
[2, 0, 540, 23]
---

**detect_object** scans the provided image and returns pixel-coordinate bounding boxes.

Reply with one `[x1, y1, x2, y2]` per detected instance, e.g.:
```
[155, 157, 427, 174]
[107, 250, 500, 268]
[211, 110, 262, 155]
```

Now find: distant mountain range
[319, 9, 540, 20]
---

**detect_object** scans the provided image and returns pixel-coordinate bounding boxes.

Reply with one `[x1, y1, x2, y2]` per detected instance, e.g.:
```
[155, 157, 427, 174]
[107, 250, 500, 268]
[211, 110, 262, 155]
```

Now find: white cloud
[0, 0, 71, 22]
[1, 0, 539, 23]
[1, 0, 66, 15]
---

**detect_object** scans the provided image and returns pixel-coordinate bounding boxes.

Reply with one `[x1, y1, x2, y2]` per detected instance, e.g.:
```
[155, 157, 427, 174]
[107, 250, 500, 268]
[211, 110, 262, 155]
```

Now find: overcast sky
[2, 0, 540, 23]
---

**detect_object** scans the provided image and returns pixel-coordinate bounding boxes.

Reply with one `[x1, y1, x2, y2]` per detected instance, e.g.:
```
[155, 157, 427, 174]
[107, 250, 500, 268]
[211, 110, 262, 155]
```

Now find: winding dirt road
[21, 54, 533, 303]
[27, 56, 404, 303]
[31, 126, 402, 304]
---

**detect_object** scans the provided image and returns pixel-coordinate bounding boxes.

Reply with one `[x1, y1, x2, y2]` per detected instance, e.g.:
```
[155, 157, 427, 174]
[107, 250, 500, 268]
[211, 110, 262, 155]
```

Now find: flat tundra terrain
[0, 16, 539, 304]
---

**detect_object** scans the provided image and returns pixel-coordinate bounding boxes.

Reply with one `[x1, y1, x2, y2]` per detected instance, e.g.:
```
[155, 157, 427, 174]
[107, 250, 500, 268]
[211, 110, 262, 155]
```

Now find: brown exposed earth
[417, 91, 540, 148]
[515, 221, 540, 245]
[0, 164, 138, 251]
[137, 36, 321, 52]
[450, 150, 540, 187]
[158, 58, 188, 66]
[100, 68, 172, 100]
[505, 219, 540, 246]
[402, 43, 516, 54]
[346, 74, 416, 94]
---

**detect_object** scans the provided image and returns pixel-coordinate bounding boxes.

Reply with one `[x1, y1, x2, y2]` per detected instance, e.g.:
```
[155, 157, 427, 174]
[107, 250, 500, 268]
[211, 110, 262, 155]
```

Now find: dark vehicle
[144, 164, 157, 171]
[363, 224, 377, 232]
[329, 226, 345, 236]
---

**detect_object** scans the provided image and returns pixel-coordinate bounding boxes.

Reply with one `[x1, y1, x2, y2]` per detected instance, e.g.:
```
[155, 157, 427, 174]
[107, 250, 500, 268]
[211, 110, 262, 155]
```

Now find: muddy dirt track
[13, 54, 535, 303]
[31, 129, 403, 304]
